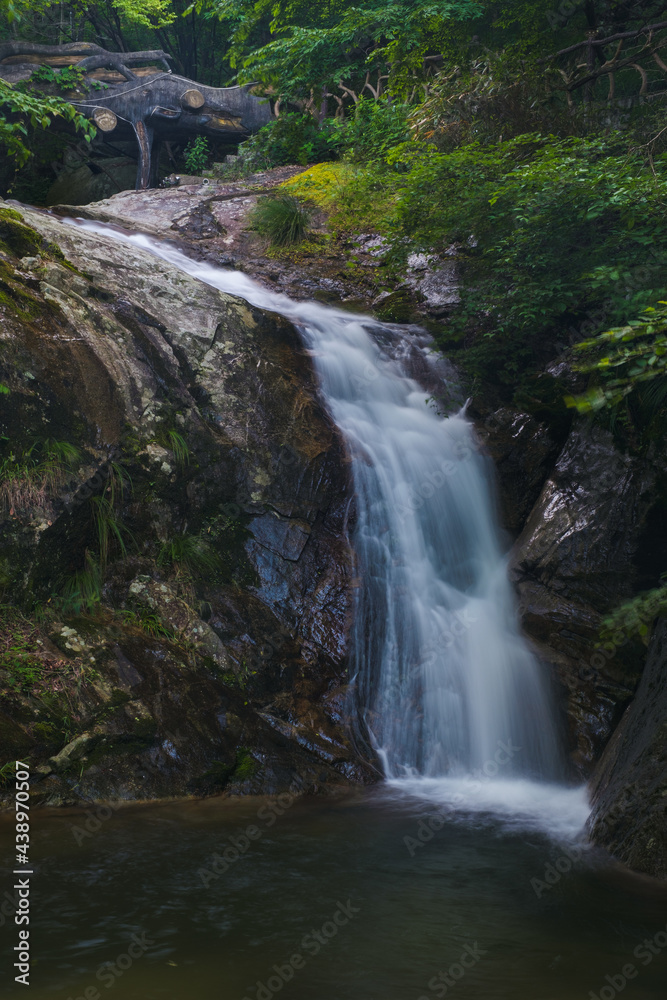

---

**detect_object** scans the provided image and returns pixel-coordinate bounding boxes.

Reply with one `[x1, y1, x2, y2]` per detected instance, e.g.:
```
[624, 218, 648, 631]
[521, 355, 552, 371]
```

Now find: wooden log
[133, 120, 154, 190]
[181, 88, 204, 109]
[92, 108, 118, 132]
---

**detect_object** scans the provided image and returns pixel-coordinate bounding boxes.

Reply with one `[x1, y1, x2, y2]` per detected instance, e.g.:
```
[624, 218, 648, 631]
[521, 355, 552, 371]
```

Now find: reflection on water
[2, 789, 666, 1000]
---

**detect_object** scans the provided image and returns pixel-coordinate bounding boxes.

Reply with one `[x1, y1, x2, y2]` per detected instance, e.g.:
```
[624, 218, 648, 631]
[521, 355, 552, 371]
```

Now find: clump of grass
[61, 552, 103, 614]
[120, 608, 177, 640]
[158, 533, 220, 579]
[249, 193, 311, 246]
[167, 430, 190, 467]
[0, 603, 68, 691]
[0, 438, 82, 516]
[91, 495, 133, 566]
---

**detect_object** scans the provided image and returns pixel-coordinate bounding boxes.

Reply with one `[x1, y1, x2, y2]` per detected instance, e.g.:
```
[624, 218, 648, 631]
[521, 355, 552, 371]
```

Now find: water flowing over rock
[0, 202, 368, 802]
[62, 218, 567, 802]
[2, 193, 664, 873]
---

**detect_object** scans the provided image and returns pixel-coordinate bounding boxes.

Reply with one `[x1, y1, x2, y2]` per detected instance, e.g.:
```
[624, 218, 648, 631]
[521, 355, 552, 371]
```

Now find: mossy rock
[234, 747, 258, 779]
[375, 288, 415, 324]
[0, 209, 43, 259]
[200, 759, 236, 788]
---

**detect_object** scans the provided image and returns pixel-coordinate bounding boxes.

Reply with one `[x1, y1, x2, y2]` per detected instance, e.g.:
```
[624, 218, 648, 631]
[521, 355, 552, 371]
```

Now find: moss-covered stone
[0, 209, 43, 259]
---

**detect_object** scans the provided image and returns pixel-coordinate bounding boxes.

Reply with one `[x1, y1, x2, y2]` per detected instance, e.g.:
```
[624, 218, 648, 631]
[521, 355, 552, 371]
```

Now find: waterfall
[65, 219, 563, 791]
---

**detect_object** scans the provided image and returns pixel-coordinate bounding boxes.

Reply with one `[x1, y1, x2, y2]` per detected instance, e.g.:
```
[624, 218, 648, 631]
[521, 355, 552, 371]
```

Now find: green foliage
[337, 98, 411, 164]
[0, 77, 95, 167]
[31, 64, 84, 90]
[56, 461, 131, 611]
[233, 746, 257, 779]
[91, 496, 132, 566]
[111, 0, 176, 27]
[568, 302, 667, 414]
[249, 192, 311, 246]
[167, 430, 190, 467]
[0, 604, 47, 690]
[601, 583, 667, 645]
[220, 0, 483, 100]
[61, 552, 103, 614]
[28, 64, 109, 93]
[158, 533, 220, 578]
[184, 136, 210, 174]
[2, 0, 176, 28]
[121, 607, 177, 639]
[0, 438, 82, 515]
[0, 759, 21, 786]
[388, 133, 667, 384]
[240, 112, 340, 168]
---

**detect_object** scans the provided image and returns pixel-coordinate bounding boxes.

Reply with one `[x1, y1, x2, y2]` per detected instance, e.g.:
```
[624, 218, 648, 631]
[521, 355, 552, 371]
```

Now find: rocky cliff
[0, 200, 374, 806]
[509, 421, 654, 776]
[587, 618, 667, 879]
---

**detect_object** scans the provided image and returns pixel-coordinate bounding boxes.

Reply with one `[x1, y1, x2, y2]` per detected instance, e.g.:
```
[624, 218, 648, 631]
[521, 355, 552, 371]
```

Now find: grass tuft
[249, 193, 311, 246]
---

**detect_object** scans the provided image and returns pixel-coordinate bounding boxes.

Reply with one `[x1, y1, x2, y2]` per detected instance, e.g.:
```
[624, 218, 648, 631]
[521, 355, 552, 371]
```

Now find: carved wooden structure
[0, 42, 271, 189]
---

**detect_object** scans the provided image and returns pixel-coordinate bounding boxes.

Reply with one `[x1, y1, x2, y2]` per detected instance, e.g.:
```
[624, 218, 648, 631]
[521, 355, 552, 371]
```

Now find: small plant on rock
[184, 136, 209, 175]
[158, 533, 220, 578]
[249, 193, 311, 246]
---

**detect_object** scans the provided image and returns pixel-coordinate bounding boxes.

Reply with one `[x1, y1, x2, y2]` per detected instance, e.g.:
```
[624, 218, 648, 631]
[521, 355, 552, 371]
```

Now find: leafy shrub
[390, 134, 667, 385]
[0, 78, 96, 169]
[239, 112, 341, 168]
[568, 302, 667, 414]
[249, 192, 311, 245]
[29, 65, 107, 93]
[240, 103, 410, 171]
[601, 583, 667, 644]
[336, 98, 411, 164]
[184, 136, 210, 174]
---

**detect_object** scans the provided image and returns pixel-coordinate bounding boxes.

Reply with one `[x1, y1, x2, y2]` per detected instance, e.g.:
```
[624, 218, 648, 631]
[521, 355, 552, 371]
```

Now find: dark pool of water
[1, 787, 666, 1000]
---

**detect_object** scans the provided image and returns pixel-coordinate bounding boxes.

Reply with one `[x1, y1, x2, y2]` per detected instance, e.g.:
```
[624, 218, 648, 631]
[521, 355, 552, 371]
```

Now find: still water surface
[2, 786, 666, 1000]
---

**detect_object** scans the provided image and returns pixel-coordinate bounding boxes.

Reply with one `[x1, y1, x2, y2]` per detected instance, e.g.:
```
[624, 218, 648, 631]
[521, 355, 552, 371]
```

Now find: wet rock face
[0, 202, 372, 804]
[587, 618, 667, 880]
[474, 406, 564, 539]
[511, 422, 654, 776]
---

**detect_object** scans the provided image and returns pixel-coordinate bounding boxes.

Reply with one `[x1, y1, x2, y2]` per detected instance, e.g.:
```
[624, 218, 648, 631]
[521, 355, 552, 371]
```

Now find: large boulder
[510, 421, 654, 775]
[587, 618, 667, 879]
[0, 201, 372, 804]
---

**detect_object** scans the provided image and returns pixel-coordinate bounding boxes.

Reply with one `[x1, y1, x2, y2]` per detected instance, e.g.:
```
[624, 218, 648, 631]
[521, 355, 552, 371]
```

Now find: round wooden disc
[92, 108, 118, 132]
[181, 88, 205, 109]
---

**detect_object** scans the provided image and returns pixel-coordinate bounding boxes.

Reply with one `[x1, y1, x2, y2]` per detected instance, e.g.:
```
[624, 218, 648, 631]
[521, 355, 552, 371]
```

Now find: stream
[2, 217, 665, 999]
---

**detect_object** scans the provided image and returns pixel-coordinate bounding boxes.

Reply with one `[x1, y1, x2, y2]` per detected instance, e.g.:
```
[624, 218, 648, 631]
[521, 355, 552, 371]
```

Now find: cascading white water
[64, 218, 567, 802]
